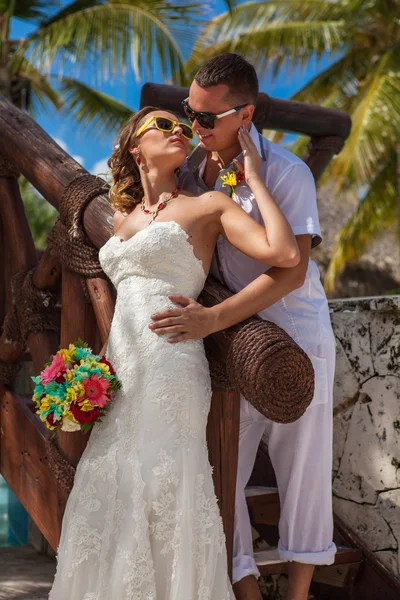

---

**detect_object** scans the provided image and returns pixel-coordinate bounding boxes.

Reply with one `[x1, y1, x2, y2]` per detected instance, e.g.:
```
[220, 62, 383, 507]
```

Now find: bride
[48, 106, 300, 600]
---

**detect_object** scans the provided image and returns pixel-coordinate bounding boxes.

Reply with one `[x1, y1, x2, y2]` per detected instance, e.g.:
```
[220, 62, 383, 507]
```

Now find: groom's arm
[149, 235, 311, 342]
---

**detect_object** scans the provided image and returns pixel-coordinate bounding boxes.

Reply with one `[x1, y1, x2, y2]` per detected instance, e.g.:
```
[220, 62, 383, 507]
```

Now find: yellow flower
[221, 172, 238, 187]
[78, 398, 97, 412]
[97, 363, 110, 376]
[71, 381, 84, 397]
[39, 395, 52, 411]
[65, 387, 78, 403]
[66, 370, 76, 383]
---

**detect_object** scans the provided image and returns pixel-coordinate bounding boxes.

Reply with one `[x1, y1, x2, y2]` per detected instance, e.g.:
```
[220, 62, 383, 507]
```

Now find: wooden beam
[0, 173, 60, 372]
[0, 97, 83, 210]
[56, 267, 101, 466]
[32, 248, 62, 292]
[140, 83, 351, 139]
[0, 390, 67, 550]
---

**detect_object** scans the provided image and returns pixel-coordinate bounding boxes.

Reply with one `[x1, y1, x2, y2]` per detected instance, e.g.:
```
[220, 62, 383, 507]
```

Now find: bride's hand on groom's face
[149, 295, 218, 342]
[237, 125, 262, 184]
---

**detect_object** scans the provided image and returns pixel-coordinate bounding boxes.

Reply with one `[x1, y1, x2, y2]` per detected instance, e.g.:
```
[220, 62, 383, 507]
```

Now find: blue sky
[10, 1, 332, 177]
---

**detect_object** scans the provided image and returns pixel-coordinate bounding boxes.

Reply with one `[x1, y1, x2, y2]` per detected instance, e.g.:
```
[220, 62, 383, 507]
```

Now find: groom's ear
[241, 104, 255, 126]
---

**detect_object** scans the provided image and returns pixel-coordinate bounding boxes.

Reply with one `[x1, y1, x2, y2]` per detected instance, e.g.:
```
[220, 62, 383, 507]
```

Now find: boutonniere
[220, 168, 245, 198]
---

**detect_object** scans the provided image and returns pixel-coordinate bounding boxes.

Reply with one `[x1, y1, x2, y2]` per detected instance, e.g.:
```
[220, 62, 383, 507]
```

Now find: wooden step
[246, 486, 280, 526]
[255, 546, 362, 588]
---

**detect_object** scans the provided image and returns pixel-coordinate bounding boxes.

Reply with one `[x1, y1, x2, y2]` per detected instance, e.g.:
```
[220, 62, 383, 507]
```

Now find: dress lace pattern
[49, 221, 234, 599]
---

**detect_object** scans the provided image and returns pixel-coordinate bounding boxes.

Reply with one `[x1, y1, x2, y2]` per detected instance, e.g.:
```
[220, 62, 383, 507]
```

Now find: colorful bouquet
[32, 339, 121, 434]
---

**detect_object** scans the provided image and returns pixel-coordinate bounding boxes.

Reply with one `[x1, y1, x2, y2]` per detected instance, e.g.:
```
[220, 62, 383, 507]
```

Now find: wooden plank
[0, 390, 67, 550]
[246, 486, 281, 526]
[256, 546, 362, 578]
[313, 562, 360, 589]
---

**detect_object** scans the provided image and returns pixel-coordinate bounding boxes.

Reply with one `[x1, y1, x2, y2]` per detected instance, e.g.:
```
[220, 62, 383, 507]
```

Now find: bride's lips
[170, 137, 185, 148]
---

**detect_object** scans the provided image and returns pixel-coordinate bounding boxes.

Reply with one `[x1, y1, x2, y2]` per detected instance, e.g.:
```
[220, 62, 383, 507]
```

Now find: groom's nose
[191, 119, 201, 132]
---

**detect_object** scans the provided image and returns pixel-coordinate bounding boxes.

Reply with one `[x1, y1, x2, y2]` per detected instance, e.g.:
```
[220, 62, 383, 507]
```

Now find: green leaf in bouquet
[73, 338, 89, 349]
[110, 378, 122, 391]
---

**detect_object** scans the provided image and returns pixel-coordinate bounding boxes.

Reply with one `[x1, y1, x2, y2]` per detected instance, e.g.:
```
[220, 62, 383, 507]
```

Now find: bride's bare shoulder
[198, 189, 232, 209]
[113, 210, 128, 232]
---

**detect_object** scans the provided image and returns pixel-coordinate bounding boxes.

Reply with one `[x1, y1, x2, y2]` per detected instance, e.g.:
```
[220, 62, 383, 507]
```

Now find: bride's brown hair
[108, 106, 160, 214]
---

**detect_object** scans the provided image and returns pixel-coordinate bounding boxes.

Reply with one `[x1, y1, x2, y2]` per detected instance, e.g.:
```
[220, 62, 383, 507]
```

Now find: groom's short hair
[194, 53, 259, 106]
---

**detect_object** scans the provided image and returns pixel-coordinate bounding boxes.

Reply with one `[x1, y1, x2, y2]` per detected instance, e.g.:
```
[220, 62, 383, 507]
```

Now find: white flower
[61, 416, 81, 432]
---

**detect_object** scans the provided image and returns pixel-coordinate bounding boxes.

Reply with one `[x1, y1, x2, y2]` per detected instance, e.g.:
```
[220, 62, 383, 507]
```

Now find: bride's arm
[214, 127, 300, 268]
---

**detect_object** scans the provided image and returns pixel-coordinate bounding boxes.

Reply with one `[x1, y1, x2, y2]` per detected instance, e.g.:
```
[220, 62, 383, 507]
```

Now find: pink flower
[41, 354, 67, 385]
[82, 374, 110, 407]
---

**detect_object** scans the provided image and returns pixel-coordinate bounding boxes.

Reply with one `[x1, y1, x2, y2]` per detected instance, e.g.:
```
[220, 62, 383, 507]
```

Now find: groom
[150, 53, 336, 600]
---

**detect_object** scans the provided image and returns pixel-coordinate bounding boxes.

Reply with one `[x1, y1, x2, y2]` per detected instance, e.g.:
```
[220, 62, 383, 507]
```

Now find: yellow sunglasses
[135, 116, 194, 140]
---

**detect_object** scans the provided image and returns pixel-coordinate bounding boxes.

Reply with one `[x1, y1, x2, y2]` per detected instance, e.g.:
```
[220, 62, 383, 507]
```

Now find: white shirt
[179, 123, 334, 351]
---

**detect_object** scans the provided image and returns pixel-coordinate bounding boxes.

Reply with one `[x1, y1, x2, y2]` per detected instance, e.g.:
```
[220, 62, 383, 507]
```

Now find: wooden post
[56, 267, 101, 466]
[207, 390, 240, 579]
[0, 218, 5, 332]
[86, 278, 116, 345]
[0, 390, 65, 550]
[0, 170, 60, 374]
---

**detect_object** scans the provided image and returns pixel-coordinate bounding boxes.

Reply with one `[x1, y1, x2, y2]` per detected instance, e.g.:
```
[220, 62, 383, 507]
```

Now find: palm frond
[9, 56, 63, 111]
[324, 155, 397, 291]
[291, 51, 371, 105]
[18, 2, 195, 85]
[58, 77, 133, 139]
[1, 0, 58, 21]
[331, 51, 400, 185]
[187, 15, 348, 79]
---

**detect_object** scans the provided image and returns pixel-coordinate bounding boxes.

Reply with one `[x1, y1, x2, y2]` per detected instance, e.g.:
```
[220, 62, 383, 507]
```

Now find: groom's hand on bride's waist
[149, 295, 218, 343]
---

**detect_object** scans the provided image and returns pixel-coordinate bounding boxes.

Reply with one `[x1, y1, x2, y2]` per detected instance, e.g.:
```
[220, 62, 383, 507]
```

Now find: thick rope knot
[0, 268, 59, 388]
[0, 155, 20, 178]
[45, 439, 76, 495]
[47, 174, 110, 278]
[308, 135, 345, 156]
[0, 360, 23, 387]
[3, 268, 59, 346]
[219, 320, 315, 423]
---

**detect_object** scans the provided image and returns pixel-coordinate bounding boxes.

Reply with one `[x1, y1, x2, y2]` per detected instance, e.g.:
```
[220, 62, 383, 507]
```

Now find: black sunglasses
[182, 99, 248, 130]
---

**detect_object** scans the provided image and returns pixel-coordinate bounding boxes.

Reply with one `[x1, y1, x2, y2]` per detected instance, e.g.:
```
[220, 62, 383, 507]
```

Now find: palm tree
[0, 0, 203, 136]
[187, 0, 400, 291]
[0, 0, 205, 247]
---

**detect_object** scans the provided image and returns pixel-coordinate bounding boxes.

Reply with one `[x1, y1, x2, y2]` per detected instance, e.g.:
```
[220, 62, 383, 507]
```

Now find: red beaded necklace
[140, 186, 180, 224]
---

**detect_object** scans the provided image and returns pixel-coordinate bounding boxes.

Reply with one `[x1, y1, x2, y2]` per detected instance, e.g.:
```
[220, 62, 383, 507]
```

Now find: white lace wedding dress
[49, 220, 234, 600]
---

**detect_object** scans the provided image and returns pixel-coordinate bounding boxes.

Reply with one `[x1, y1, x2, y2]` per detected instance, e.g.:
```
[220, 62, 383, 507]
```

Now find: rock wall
[331, 295, 400, 576]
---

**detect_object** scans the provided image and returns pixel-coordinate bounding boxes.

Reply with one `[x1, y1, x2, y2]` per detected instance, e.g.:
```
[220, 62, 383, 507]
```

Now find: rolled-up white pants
[233, 342, 337, 584]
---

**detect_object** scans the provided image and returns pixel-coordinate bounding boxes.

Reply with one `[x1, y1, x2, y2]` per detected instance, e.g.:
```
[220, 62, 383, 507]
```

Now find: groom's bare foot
[233, 575, 262, 600]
